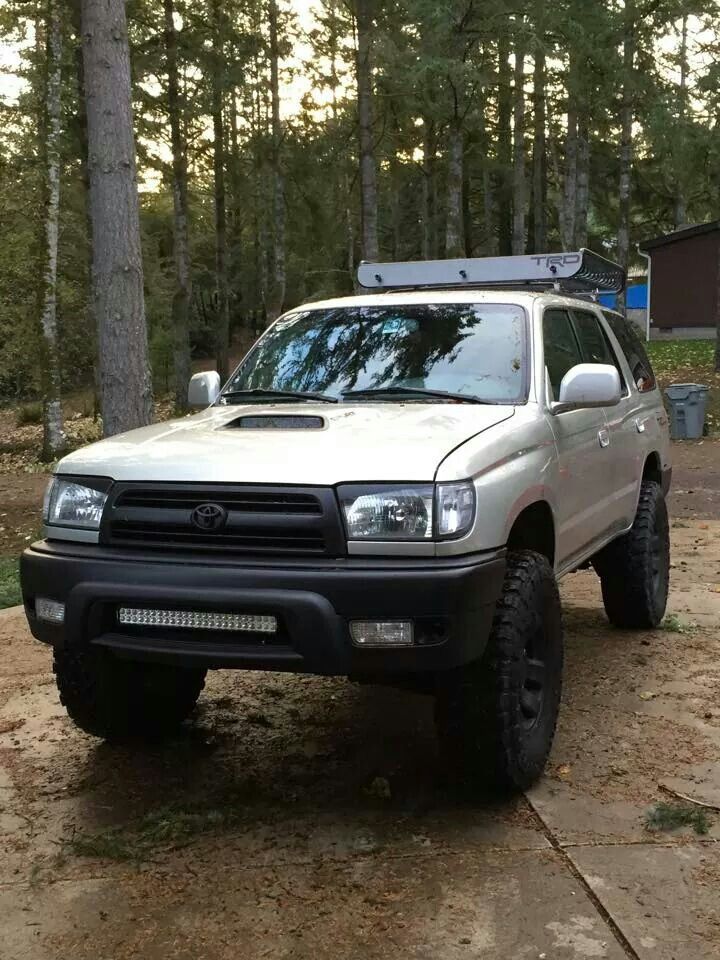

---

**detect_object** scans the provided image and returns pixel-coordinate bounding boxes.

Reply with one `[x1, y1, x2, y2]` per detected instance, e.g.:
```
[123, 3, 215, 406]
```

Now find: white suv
[21, 251, 671, 791]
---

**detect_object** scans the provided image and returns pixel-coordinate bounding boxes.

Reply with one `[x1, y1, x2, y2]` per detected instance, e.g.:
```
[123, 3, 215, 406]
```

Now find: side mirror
[552, 363, 622, 414]
[188, 371, 221, 408]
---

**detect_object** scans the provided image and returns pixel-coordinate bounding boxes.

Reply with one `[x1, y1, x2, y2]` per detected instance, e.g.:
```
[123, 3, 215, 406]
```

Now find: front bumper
[21, 541, 506, 677]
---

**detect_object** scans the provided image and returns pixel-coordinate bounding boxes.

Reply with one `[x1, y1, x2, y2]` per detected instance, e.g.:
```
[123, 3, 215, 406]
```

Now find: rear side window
[571, 310, 626, 389]
[602, 312, 657, 392]
[543, 309, 582, 401]
[572, 311, 615, 365]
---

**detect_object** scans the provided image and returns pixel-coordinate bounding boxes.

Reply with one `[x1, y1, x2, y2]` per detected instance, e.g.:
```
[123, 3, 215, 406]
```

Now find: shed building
[640, 221, 720, 340]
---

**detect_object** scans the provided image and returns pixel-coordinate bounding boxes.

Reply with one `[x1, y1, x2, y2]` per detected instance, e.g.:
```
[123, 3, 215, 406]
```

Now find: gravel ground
[1, 442, 720, 958]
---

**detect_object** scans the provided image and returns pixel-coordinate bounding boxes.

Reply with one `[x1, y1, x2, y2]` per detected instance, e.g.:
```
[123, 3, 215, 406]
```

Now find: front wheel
[54, 647, 206, 742]
[594, 480, 670, 629]
[435, 550, 563, 793]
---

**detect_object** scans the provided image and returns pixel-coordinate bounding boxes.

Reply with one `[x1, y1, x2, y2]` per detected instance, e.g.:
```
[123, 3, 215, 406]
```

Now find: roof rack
[357, 249, 626, 296]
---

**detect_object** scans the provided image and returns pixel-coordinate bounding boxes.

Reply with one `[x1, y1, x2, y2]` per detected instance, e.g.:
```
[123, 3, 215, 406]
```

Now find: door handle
[635, 417, 647, 433]
[598, 429, 610, 448]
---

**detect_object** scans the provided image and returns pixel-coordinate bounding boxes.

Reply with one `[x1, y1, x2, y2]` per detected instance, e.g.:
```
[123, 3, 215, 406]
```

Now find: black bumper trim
[21, 542, 507, 676]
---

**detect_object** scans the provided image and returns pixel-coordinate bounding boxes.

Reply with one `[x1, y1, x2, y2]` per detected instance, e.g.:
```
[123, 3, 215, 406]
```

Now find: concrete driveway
[2, 522, 719, 959]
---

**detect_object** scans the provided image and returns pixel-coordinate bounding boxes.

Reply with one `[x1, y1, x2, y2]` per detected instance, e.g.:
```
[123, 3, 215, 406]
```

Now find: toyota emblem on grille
[191, 503, 228, 532]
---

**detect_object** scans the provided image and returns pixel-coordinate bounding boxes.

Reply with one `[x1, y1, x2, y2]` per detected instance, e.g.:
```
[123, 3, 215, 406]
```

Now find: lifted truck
[21, 250, 671, 791]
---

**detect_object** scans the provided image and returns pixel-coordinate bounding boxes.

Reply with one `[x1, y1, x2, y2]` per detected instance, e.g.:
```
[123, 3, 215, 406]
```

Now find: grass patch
[661, 613, 697, 634]
[67, 796, 252, 862]
[646, 339, 719, 435]
[0, 558, 21, 610]
[15, 402, 43, 426]
[644, 801, 711, 836]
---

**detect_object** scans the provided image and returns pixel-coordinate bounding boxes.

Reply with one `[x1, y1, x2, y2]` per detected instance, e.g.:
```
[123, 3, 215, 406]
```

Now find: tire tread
[54, 648, 206, 741]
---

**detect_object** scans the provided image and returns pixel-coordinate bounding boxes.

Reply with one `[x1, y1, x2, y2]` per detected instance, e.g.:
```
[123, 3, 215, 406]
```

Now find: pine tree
[81, 0, 153, 436]
[39, 0, 65, 459]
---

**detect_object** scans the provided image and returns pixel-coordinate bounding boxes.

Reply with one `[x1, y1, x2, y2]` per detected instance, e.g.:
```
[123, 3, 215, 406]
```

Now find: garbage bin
[664, 383, 710, 440]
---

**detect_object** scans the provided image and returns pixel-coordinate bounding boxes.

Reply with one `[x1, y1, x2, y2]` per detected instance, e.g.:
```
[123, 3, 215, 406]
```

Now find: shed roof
[640, 220, 720, 252]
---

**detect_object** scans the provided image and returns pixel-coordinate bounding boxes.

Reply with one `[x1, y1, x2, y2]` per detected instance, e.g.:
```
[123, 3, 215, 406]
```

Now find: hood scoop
[226, 414, 326, 430]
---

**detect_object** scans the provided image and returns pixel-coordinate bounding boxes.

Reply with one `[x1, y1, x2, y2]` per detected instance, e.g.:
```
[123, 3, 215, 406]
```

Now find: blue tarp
[599, 284, 647, 311]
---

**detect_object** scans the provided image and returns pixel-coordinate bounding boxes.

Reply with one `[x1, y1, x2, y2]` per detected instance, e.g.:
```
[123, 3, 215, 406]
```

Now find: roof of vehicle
[293, 288, 609, 313]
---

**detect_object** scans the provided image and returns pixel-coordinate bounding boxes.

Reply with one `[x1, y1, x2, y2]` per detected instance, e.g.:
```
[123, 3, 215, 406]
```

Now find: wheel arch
[642, 451, 662, 486]
[506, 499, 556, 567]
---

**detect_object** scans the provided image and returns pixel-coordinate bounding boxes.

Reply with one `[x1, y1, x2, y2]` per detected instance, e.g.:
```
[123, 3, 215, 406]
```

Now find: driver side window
[543, 309, 582, 401]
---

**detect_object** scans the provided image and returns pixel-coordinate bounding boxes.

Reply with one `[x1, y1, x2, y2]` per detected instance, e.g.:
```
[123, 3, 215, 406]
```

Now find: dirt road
[2, 452, 720, 958]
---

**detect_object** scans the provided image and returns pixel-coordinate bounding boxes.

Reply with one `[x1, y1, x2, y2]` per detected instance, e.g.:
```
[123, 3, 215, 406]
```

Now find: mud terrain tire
[54, 647, 206, 741]
[595, 480, 670, 629]
[435, 550, 563, 793]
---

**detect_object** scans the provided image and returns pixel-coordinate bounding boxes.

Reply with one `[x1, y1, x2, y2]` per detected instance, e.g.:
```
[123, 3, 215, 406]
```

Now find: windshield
[224, 303, 527, 404]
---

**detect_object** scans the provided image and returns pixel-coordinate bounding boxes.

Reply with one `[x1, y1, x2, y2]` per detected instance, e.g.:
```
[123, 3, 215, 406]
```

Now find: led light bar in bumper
[118, 608, 277, 634]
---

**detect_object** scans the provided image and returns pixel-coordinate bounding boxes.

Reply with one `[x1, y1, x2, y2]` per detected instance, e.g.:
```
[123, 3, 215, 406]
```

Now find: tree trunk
[531, 3, 547, 253]
[575, 117, 589, 248]
[512, 26, 526, 255]
[462, 149, 473, 256]
[355, 0, 379, 261]
[39, 0, 65, 461]
[211, 0, 230, 380]
[483, 164, 497, 255]
[228, 91, 245, 333]
[391, 155, 402, 259]
[388, 102, 402, 259]
[617, 4, 635, 316]
[267, 0, 286, 321]
[163, 0, 192, 412]
[422, 117, 438, 259]
[561, 85, 578, 249]
[70, 0, 98, 420]
[81, 0, 153, 437]
[445, 121, 464, 258]
[716, 241, 720, 372]
[496, 31, 512, 256]
[674, 14, 688, 229]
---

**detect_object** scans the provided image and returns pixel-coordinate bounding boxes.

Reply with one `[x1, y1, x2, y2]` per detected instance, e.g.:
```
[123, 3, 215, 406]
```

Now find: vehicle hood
[57, 402, 515, 485]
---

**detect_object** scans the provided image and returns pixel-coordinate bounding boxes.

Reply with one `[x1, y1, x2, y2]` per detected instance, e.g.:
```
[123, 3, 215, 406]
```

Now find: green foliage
[1, 0, 720, 413]
[16, 402, 43, 426]
[647, 339, 716, 374]
[68, 793, 256, 861]
[647, 340, 719, 434]
[0, 558, 22, 610]
[661, 613, 697, 634]
[645, 801, 711, 836]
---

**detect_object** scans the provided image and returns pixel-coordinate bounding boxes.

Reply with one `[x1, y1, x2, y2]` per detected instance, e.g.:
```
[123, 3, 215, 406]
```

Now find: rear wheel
[54, 647, 206, 741]
[435, 550, 563, 793]
[594, 480, 670, 629]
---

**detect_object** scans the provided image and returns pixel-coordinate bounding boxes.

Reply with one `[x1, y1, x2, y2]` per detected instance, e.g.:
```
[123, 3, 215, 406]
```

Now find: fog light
[36, 598, 65, 624]
[350, 621, 414, 647]
[117, 608, 277, 633]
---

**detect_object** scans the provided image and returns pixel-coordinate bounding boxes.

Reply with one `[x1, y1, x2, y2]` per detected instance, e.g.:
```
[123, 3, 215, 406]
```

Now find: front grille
[103, 484, 346, 557]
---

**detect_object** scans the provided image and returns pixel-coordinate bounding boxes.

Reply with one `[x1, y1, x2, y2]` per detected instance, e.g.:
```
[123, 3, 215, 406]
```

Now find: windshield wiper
[220, 388, 338, 404]
[341, 386, 492, 404]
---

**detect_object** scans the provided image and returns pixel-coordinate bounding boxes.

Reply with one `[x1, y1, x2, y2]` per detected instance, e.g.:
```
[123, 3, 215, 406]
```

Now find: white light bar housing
[118, 608, 277, 634]
[357, 249, 625, 295]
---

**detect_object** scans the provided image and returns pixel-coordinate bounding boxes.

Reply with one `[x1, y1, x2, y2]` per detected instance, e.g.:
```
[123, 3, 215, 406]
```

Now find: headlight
[43, 476, 112, 530]
[339, 485, 434, 540]
[338, 481, 475, 541]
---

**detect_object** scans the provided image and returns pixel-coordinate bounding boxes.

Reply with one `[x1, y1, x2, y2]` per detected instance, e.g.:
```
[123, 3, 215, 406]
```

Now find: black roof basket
[357, 249, 626, 295]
